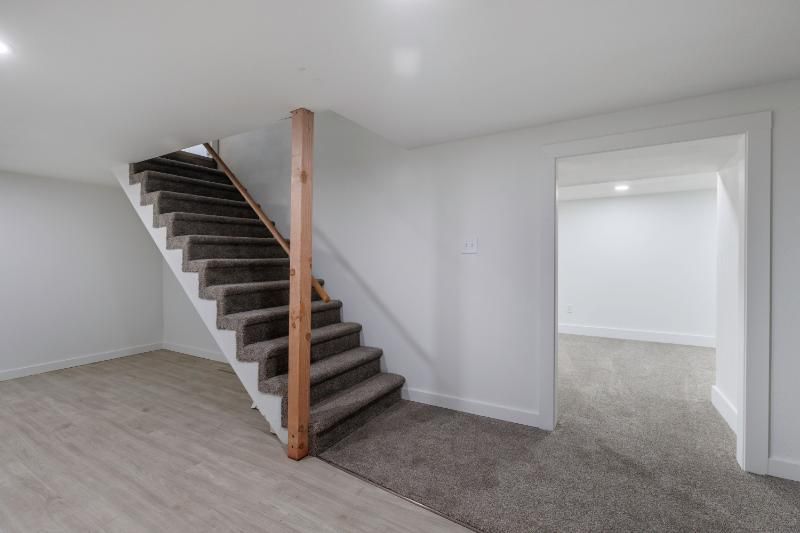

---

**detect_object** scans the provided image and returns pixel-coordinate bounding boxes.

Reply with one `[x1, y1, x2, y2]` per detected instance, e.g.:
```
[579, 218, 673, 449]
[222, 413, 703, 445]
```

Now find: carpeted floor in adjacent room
[319, 334, 800, 533]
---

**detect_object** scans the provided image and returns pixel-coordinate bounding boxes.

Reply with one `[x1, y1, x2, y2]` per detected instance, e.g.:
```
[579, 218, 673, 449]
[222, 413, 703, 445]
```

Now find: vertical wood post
[286, 108, 314, 460]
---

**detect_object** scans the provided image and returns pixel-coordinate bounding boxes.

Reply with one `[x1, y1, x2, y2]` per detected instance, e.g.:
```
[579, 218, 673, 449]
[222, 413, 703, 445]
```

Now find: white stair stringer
[114, 165, 288, 445]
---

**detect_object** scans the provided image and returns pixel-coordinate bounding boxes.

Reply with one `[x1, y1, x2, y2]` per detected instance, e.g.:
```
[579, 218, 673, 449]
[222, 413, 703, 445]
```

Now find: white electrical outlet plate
[462, 238, 478, 255]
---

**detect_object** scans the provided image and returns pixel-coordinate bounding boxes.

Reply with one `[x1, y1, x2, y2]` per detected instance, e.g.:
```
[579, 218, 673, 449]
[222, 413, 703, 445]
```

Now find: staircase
[115, 148, 405, 455]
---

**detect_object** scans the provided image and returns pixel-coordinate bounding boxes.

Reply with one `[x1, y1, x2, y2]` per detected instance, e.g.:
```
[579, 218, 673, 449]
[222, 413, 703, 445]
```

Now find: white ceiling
[1, 1, 800, 184]
[556, 135, 742, 201]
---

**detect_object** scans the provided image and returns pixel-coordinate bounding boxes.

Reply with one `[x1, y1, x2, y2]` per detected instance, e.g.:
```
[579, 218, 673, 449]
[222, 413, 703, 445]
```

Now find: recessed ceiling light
[614, 184, 630, 192]
[0, 40, 11, 55]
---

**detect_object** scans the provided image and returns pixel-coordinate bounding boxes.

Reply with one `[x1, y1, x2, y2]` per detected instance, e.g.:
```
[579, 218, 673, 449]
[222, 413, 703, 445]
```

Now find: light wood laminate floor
[0, 350, 465, 533]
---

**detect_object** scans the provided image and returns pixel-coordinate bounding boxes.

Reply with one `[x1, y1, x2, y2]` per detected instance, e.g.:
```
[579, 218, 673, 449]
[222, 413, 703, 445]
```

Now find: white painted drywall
[161, 263, 224, 361]
[208, 79, 800, 478]
[713, 142, 746, 433]
[219, 113, 549, 426]
[0, 171, 163, 379]
[558, 189, 717, 347]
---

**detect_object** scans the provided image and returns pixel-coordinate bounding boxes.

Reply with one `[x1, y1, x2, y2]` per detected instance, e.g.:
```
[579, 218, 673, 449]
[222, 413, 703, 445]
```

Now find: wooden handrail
[202, 142, 330, 303]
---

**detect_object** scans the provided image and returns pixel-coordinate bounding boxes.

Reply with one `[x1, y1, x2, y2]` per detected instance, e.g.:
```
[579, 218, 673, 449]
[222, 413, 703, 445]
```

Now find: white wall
[713, 142, 746, 433]
[558, 189, 717, 347]
[0, 171, 163, 379]
[220, 114, 549, 425]
[161, 262, 224, 361]
[204, 79, 800, 479]
[411, 80, 800, 480]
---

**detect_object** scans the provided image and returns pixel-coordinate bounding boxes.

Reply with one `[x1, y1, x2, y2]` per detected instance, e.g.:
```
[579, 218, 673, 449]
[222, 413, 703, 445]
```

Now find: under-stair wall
[113, 164, 288, 444]
[162, 262, 225, 361]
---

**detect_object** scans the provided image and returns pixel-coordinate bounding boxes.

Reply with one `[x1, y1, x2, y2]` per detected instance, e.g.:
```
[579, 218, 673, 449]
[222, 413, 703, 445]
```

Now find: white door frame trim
[543, 111, 772, 474]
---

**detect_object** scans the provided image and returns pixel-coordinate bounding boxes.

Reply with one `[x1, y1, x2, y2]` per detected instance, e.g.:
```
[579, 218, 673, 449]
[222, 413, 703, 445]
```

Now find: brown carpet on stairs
[319, 335, 800, 533]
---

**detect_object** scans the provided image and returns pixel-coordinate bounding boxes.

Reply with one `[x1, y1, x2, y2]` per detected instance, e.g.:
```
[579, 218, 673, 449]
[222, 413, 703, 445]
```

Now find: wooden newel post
[287, 108, 314, 460]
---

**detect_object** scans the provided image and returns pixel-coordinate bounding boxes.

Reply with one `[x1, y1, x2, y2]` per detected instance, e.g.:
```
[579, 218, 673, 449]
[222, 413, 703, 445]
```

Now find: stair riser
[161, 151, 217, 168]
[182, 242, 286, 262]
[131, 160, 229, 184]
[259, 332, 361, 381]
[141, 175, 243, 202]
[129, 171, 147, 185]
[214, 286, 321, 316]
[279, 359, 382, 427]
[149, 195, 256, 221]
[237, 307, 342, 346]
[165, 218, 271, 239]
[199, 264, 290, 287]
[309, 388, 402, 456]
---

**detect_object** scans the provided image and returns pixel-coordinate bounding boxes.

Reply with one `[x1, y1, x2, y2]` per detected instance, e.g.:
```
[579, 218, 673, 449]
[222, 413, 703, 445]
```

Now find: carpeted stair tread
[204, 280, 291, 297]
[145, 190, 257, 222]
[136, 171, 241, 201]
[161, 151, 217, 168]
[310, 373, 406, 435]
[171, 234, 278, 245]
[204, 279, 325, 315]
[240, 322, 362, 362]
[172, 234, 287, 262]
[147, 156, 223, 175]
[132, 170, 233, 192]
[144, 190, 253, 210]
[201, 278, 323, 299]
[218, 299, 343, 329]
[191, 257, 291, 287]
[159, 212, 273, 238]
[260, 346, 383, 396]
[131, 157, 229, 184]
[186, 257, 290, 273]
[160, 212, 268, 228]
[169, 234, 282, 249]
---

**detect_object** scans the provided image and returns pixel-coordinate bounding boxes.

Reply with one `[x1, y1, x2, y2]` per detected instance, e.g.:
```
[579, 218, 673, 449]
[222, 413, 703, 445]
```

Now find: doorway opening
[555, 134, 748, 469]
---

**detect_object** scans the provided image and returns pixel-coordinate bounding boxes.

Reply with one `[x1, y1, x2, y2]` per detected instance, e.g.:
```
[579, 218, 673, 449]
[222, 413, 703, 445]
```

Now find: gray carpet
[320, 335, 800, 532]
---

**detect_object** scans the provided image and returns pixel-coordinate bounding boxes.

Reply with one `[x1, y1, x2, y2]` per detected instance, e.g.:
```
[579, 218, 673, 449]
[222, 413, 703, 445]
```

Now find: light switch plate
[462, 238, 478, 255]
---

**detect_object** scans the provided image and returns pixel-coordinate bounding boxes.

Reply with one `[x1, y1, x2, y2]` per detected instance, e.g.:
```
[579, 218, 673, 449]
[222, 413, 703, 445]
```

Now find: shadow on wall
[312, 229, 439, 377]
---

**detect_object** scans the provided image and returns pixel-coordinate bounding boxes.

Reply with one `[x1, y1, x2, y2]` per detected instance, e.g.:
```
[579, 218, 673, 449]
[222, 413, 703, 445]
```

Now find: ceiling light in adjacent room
[0, 40, 11, 55]
[614, 184, 630, 192]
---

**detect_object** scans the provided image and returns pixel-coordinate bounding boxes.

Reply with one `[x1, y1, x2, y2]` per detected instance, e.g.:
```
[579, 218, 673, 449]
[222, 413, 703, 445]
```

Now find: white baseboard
[559, 323, 715, 348]
[402, 387, 542, 427]
[161, 342, 226, 362]
[768, 457, 800, 483]
[0, 343, 163, 382]
[711, 385, 738, 433]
